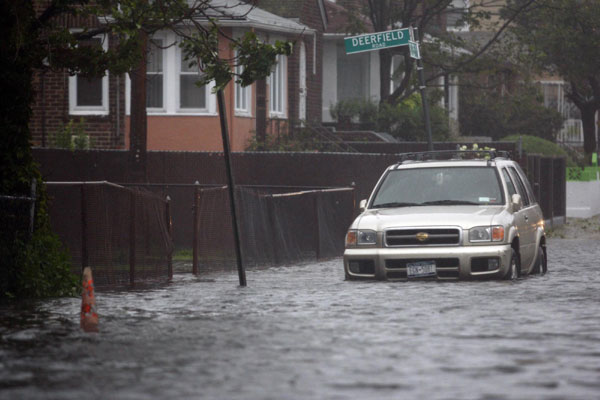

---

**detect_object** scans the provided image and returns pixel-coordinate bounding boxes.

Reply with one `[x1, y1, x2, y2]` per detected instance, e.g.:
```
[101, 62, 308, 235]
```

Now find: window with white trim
[146, 39, 164, 109]
[69, 35, 109, 115]
[234, 57, 252, 116]
[125, 31, 217, 116]
[179, 51, 207, 110]
[269, 54, 286, 116]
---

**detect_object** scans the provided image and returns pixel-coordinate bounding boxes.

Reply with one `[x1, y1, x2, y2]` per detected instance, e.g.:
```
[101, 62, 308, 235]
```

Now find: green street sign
[345, 28, 411, 54]
[409, 41, 420, 59]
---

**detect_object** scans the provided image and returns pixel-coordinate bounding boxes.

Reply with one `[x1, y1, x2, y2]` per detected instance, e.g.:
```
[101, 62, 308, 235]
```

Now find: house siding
[29, 3, 309, 152]
[30, 31, 127, 149]
[261, 0, 325, 126]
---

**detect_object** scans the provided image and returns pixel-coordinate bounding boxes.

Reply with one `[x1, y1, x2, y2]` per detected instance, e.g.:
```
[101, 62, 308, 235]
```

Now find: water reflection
[1, 239, 600, 399]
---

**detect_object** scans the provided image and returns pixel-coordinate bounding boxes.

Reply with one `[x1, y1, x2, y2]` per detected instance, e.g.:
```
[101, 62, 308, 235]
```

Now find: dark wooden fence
[33, 144, 565, 249]
[525, 155, 567, 227]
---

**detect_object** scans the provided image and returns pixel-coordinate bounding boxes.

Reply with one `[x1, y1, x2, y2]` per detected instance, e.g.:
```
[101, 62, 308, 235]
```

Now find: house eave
[213, 19, 314, 35]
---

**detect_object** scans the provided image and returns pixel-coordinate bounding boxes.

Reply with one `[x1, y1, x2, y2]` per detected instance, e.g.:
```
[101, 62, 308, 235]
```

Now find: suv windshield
[371, 167, 505, 208]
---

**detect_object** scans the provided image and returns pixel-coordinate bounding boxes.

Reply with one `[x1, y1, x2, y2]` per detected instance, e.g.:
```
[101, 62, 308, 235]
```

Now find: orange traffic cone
[80, 267, 99, 332]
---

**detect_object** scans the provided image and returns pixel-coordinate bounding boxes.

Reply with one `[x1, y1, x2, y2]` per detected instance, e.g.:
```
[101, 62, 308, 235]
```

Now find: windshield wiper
[420, 200, 480, 206]
[371, 202, 422, 209]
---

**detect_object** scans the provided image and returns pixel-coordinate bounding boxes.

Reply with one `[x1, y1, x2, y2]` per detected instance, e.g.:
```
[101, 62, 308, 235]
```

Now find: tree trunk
[129, 32, 148, 182]
[0, 3, 36, 197]
[581, 104, 597, 155]
[255, 78, 267, 149]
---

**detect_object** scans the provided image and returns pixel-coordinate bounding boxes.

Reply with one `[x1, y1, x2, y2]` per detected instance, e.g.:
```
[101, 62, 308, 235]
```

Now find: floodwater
[1, 239, 599, 400]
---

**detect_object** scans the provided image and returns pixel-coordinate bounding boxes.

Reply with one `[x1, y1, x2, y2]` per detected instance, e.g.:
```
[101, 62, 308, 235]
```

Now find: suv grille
[385, 228, 460, 246]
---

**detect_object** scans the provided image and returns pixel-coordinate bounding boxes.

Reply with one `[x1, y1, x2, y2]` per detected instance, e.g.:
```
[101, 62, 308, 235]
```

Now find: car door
[507, 166, 537, 270]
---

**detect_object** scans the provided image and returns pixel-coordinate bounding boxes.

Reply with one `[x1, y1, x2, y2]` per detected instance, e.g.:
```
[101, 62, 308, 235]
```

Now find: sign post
[345, 27, 433, 151]
[411, 28, 433, 151]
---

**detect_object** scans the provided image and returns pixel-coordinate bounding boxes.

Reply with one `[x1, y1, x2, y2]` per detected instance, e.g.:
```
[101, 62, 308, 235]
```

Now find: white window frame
[146, 35, 167, 114]
[177, 46, 212, 114]
[125, 31, 217, 116]
[269, 54, 287, 118]
[234, 53, 252, 117]
[69, 32, 109, 115]
[446, 0, 470, 32]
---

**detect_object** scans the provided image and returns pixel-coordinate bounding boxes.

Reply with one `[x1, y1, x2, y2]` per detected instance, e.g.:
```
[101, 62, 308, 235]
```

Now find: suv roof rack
[397, 150, 511, 165]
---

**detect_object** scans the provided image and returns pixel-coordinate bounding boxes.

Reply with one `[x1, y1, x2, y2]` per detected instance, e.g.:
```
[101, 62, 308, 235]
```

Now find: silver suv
[344, 151, 547, 280]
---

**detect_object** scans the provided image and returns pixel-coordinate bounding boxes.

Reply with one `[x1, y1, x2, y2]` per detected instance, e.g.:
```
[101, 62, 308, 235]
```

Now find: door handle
[524, 215, 529, 221]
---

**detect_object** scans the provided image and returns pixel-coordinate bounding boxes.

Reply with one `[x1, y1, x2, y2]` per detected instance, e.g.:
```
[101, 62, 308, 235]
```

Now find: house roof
[256, 0, 329, 31]
[200, 0, 312, 35]
[253, 0, 304, 18]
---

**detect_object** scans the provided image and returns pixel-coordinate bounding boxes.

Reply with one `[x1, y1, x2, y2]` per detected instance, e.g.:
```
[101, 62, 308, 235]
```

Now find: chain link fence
[192, 186, 355, 273]
[0, 181, 37, 240]
[46, 182, 173, 287]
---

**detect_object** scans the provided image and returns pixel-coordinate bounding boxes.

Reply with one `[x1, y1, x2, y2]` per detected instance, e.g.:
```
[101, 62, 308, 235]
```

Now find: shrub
[376, 94, 450, 141]
[329, 94, 451, 141]
[1, 185, 78, 299]
[51, 118, 94, 150]
[460, 85, 564, 141]
[9, 230, 78, 299]
[501, 134, 576, 167]
[246, 128, 339, 152]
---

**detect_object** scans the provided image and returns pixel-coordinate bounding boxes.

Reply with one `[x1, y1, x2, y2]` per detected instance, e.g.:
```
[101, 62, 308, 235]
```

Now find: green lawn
[567, 166, 600, 181]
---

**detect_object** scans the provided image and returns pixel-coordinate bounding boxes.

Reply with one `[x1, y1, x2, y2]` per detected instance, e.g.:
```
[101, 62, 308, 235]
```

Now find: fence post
[539, 157, 554, 227]
[351, 182, 357, 218]
[166, 195, 173, 280]
[560, 157, 567, 222]
[266, 195, 280, 265]
[129, 189, 136, 286]
[314, 191, 321, 260]
[554, 157, 566, 222]
[29, 180, 37, 237]
[192, 182, 199, 275]
[548, 158, 555, 227]
[80, 183, 88, 272]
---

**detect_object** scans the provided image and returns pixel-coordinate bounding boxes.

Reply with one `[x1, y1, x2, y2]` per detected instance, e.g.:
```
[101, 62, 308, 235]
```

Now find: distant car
[343, 151, 547, 280]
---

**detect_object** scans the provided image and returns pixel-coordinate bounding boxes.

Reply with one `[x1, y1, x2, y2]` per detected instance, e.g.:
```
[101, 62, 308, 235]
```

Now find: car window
[371, 167, 505, 207]
[513, 164, 537, 204]
[508, 167, 530, 206]
[502, 169, 517, 197]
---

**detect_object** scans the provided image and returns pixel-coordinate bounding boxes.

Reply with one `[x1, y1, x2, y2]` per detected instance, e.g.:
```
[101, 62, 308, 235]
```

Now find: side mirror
[511, 194, 522, 212]
[359, 199, 367, 212]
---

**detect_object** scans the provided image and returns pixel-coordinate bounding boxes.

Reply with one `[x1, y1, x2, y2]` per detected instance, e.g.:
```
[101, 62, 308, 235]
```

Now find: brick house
[29, 0, 317, 152]
[256, 0, 329, 128]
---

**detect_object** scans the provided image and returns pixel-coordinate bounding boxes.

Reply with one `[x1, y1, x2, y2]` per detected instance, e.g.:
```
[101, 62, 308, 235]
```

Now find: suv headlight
[469, 226, 504, 242]
[345, 229, 377, 246]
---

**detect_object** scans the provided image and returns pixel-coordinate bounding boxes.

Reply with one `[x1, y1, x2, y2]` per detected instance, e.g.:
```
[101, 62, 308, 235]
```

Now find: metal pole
[81, 184, 88, 272]
[217, 89, 247, 287]
[313, 192, 321, 260]
[192, 182, 199, 275]
[129, 190, 136, 287]
[166, 195, 173, 281]
[413, 27, 434, 151]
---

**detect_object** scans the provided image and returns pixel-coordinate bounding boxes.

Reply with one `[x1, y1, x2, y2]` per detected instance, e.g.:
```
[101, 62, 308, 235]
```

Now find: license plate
[406, 261, 436, 278]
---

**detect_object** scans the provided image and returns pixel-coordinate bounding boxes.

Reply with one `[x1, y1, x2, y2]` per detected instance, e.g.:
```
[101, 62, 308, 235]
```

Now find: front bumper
[343, 244, 512, 280]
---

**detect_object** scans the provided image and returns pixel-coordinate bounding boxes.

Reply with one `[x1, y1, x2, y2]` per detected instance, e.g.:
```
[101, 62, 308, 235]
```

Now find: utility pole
[216, 89, 247, 287]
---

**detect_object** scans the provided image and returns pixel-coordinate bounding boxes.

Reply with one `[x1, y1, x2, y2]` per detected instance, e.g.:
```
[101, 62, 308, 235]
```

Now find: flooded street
[1, 238, 599, 400]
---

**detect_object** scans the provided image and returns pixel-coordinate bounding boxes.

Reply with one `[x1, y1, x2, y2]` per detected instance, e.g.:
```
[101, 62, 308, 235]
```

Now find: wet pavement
[1, 238, 599, 400]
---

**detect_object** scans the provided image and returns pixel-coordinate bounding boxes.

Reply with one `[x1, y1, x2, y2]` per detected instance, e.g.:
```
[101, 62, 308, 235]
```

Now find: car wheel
[533, 244, 547, 275]
[345, 269, 356, 281]
[504, 249, 520, 280]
